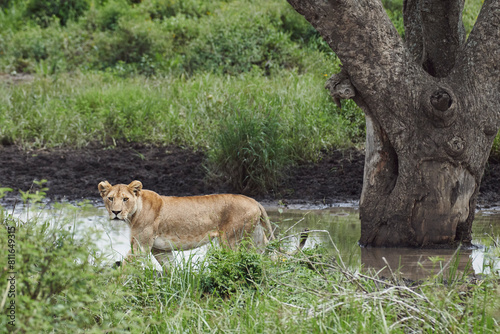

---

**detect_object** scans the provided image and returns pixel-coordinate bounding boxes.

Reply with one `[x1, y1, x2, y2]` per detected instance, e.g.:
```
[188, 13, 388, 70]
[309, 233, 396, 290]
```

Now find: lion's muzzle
[110, 210, 125, 220]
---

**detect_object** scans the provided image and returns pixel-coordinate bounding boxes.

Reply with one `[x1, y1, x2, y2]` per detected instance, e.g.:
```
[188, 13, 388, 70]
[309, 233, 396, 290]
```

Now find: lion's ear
[98, 181, 112, 198]
[128, 180, 143, 197]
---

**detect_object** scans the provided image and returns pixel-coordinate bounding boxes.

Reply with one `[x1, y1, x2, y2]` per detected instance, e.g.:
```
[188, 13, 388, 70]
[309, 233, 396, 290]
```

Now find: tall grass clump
[208, 111, 291, 194]
[200, 242, 265, 296]
[202, 70, 362, 193]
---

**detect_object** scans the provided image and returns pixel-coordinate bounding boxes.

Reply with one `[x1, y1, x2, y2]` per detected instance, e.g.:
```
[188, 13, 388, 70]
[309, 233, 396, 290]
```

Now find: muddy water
[5, 202, 500, 280]
[268, 205, 500, 280]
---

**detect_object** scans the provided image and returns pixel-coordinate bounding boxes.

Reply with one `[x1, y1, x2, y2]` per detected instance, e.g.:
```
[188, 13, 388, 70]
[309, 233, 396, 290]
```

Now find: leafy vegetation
[0, 207, 498, 333]
[0, 0, 488, 191]
[200, 243, 264, 296]
[0, 0, 364, 192]
[0, 0, 336, 75]
[24, 0, 89, 27]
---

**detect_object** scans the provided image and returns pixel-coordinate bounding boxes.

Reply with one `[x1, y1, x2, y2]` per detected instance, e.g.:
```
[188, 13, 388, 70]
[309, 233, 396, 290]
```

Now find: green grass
[0, 70, 364, 192]
[0, 208, 499, 333]
[0, 0, 492, 190]
[0, 71, 352, 147]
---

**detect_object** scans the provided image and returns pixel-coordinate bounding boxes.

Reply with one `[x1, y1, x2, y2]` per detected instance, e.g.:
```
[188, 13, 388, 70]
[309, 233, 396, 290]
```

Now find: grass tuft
[208, 110, 291, 194]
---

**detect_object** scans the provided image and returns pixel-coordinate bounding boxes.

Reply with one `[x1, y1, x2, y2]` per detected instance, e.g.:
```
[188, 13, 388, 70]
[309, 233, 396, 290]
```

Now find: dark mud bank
[1, 143, 499, 207]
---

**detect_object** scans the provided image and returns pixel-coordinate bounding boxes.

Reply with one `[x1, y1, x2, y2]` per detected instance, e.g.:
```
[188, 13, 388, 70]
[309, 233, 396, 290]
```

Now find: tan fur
[98, 180, 275, 267]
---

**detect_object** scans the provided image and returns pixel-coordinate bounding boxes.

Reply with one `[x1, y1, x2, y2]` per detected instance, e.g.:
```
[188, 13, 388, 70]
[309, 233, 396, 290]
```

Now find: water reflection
[360, 247, 474, 280]
[4, 201, 500, 279]
[268, 206, 500, 280]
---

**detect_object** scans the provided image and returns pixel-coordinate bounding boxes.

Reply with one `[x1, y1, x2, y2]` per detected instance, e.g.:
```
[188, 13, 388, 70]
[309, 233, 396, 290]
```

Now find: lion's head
[98, 180, 143, 222]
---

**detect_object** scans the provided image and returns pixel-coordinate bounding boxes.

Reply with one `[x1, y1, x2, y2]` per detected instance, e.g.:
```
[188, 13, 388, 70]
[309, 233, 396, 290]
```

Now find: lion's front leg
[124, 227, 155, 265]
[151, 247, 175, 269]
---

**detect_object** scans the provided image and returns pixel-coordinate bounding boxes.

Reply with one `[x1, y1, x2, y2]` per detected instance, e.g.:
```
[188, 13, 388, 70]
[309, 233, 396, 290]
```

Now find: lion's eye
[108, 197, 113, 202]
[123, 198, 129, 202]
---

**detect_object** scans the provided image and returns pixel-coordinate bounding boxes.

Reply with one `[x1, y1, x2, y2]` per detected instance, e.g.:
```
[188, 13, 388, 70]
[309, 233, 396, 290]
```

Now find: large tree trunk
[287, 0, 500, 247]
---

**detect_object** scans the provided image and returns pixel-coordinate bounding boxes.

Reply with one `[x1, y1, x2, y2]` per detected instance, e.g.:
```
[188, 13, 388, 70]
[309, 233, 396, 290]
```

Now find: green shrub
[94, 24, 154, 67]
[185, 7, 302, 75]
[340, 99, 366, 143]
[200, 245, 264, 296]
[0, 0, 330, 76]
[278, 6, 316, 43]
[490, 134, 500, 159]
[92, 0, 127, 31]
[86, 3, 175, 74]
[381, 0, 403, 12]
[0, 0, 11, 9]
[142, 0, 212, 20]
[25, 0, 89, 27]
[463, 0, 483, 35]
[0, 214, 127, 332]
[9, 29, 48, 72]
[276, 5, 331, 55]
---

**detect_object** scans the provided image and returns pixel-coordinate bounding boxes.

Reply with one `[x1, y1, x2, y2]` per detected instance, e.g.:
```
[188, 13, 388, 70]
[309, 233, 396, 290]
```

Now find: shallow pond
[268, 204, 500, 280]
[4, 201, 500, 280]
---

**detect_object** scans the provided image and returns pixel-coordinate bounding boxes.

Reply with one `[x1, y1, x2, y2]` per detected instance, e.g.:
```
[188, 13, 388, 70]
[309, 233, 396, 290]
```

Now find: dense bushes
[208, 111, 291, 194]
[200, 245, 264, 296]
[0, 0, 482, 76]
[1, 0, 320, 76]
[25, 0, 89, 26]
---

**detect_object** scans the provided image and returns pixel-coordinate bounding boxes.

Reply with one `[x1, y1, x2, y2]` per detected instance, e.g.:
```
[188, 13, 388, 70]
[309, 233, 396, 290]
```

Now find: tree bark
[287, 0, 500, 247]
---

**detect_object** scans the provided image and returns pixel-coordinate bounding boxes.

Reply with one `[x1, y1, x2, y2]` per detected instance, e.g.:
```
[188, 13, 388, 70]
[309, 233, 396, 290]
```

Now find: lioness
[98, 180, 275, 266]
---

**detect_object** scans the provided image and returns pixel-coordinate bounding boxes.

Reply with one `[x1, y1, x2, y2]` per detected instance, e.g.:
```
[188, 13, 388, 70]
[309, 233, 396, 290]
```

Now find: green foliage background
[0, 0, 486, 192]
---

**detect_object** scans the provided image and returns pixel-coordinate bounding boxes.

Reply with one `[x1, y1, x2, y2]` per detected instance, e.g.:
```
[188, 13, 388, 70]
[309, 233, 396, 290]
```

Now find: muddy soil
[1, 142, 499, 207]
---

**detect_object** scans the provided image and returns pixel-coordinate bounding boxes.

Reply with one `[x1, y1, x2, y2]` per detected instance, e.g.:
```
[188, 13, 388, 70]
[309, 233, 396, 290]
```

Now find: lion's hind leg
[251, 223, 269, 252]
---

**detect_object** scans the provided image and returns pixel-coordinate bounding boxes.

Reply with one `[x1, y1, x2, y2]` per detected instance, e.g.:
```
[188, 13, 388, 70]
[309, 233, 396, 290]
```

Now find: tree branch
[404, 0, 466, 78]
[460, 0, 500, 88]
[286, 0, 407, 101]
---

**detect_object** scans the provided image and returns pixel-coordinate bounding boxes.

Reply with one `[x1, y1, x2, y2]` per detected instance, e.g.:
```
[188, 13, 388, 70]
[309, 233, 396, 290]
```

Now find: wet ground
[1, 142, 500, 206]
[0, 142, 365, 204]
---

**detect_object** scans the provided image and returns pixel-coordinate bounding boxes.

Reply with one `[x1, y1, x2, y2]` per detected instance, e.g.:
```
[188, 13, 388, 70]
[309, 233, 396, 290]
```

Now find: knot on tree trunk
[422, 85, 457, 127]
[445, 135, 466, 157]
[325, 68, 355, 109]
[481, 119, 499, 137]
[430, 91, 452, 111]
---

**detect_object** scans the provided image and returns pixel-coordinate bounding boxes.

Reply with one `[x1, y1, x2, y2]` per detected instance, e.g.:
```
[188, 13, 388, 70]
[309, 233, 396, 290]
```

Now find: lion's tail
[258, 203, 275, 241]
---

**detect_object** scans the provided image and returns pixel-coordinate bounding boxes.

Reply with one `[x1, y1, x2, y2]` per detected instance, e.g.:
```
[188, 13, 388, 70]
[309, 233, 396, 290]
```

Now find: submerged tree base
[287, 0, 500, 247]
